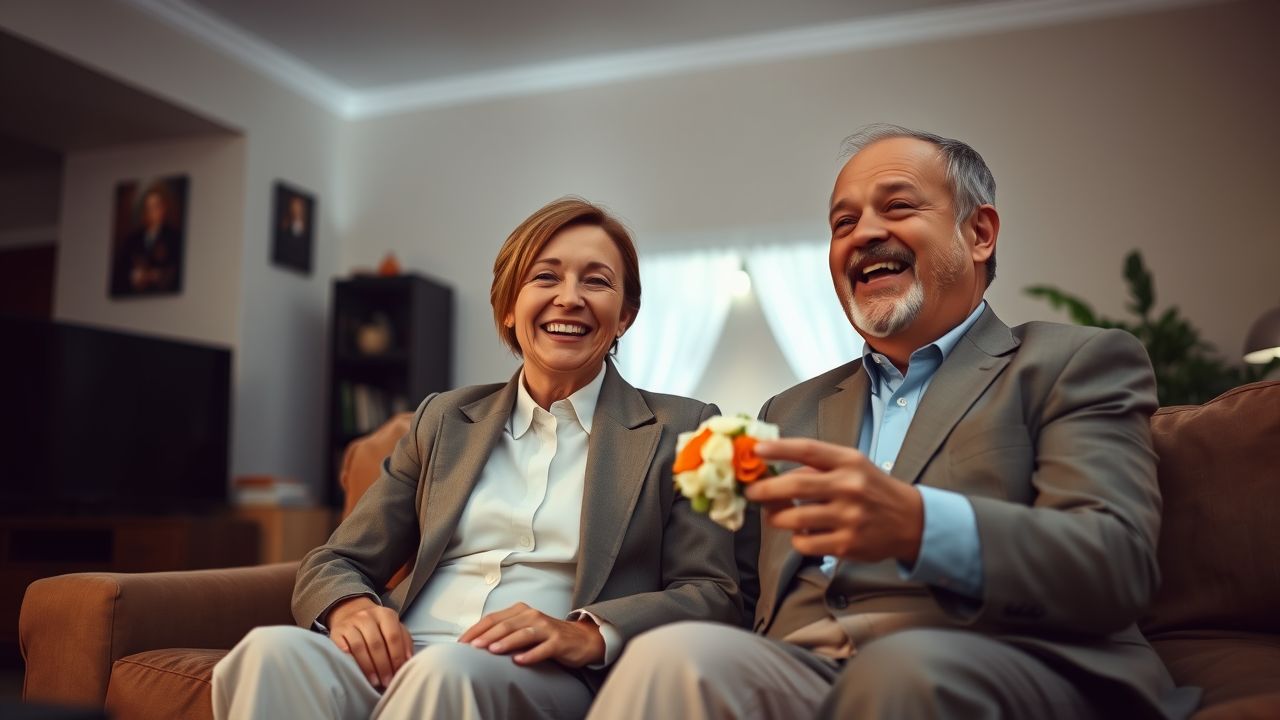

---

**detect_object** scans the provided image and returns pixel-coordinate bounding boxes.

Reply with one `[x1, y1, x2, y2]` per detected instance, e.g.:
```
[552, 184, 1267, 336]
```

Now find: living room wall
[339, 0, 1280, 410]
[1, 2, 343, 498]
[55, 135, 245, 346]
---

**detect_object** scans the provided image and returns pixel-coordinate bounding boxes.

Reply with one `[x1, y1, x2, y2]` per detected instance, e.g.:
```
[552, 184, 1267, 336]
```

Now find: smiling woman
[211, 196, 741, 720]
[491, 201, 642, 407]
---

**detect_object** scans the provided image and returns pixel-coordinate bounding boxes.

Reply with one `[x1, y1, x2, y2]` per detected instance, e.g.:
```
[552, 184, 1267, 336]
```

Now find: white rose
[700, 432, 733, 464]
[707, 415, 748, 435]
[696, 459, 735, 495]
[674, 469, 704, 498]
[745, 419, 780, 441]
[709, 492, 747, 531]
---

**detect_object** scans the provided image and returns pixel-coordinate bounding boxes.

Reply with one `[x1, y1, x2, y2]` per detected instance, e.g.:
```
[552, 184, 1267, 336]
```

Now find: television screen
[0, 317, 231, 515]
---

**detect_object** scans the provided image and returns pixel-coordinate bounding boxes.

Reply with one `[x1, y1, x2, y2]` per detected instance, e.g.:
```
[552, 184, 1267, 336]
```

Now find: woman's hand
[326, 596, 415, 690]
[459, 602, 605, 667]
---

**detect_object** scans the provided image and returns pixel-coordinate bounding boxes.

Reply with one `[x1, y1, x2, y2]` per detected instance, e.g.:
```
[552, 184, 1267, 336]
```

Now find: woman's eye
[532, 272, 557, 282]
[586, 276, 613, 287]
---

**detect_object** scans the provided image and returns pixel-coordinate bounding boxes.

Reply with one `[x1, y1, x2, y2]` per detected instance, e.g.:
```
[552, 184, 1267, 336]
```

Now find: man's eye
[887, 201, 913, 211]
[834, 217, 857, 229]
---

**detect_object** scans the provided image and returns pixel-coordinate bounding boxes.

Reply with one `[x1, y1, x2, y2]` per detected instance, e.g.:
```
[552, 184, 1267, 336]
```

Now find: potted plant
[1025, 251, 1277, 406]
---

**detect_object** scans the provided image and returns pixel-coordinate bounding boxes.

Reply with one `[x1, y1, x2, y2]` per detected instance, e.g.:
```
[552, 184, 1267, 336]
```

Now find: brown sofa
[19, 381, 1280, 718]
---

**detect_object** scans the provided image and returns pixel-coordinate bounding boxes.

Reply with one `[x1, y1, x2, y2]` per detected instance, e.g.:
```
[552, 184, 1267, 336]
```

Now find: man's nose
[851, 213, 889, 246]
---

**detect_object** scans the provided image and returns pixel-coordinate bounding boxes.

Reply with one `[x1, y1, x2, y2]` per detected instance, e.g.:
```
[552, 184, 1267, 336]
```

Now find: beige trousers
[587, 622, 1099, 720]
[211, 625, 593, 720]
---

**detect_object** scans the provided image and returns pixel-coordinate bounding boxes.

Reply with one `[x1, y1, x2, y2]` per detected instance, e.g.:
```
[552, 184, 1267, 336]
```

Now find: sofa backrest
[338, 411, 414, 589]
[1141, 380, 1280, 637]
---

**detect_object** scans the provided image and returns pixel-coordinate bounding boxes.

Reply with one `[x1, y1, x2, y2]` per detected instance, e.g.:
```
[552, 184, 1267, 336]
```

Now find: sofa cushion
[105, 648, 224, 720]
[339, 412, 414, 590]
[1141, 381, 1280, 636]
[1149, 631, 1280, 711]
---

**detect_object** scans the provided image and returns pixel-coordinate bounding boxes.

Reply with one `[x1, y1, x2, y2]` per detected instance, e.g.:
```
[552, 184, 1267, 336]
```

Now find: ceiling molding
[126, 0, 1221, 120]
[121, 0, 357, 115]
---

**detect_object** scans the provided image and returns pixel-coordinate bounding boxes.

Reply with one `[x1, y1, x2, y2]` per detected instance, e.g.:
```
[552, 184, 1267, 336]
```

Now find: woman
[212, 198, 741, 719]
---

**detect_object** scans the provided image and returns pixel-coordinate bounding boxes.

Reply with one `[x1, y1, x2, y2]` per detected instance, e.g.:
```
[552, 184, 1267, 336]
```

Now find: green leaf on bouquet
[691, 495, 710, 513]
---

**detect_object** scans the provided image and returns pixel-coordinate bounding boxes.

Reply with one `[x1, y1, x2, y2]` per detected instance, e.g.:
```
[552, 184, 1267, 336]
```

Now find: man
[588, 125, 1197, 718]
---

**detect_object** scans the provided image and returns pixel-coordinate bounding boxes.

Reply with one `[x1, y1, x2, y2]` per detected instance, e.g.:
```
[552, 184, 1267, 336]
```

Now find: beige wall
[3, 1, 344, 495]
[341, 0, 1280, 412]
[55, 135, 245, 347]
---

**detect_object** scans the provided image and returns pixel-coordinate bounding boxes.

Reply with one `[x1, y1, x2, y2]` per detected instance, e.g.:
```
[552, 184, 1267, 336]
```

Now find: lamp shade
[1243, 305, 1280, 364]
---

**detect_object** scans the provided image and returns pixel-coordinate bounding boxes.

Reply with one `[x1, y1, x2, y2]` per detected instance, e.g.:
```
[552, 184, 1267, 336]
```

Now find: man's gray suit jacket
[740, 305, 1197, 717]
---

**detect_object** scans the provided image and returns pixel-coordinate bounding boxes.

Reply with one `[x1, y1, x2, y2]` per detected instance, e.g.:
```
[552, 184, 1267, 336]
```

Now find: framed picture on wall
[272, 182, 316, 275]
[109, 174, 188, 298]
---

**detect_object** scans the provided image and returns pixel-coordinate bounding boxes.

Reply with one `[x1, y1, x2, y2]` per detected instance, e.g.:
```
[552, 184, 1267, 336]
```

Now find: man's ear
[968, 204, 999, 265]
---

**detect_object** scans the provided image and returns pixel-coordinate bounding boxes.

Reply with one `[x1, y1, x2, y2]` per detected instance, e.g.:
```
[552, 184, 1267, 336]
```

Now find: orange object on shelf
[377, 253, 402, 276]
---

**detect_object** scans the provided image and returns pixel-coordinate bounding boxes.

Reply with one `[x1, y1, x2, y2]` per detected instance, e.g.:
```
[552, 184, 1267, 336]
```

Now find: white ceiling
[125, 0, 1215, 117]
[181, 0, 981, 87]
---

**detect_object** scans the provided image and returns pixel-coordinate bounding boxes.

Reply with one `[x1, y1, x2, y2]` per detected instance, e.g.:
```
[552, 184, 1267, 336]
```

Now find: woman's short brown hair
[490, 197, 642, 356]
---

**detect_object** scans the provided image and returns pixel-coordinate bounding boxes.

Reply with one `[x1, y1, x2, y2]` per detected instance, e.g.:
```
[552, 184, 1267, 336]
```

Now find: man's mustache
[846, 243, 916, 275]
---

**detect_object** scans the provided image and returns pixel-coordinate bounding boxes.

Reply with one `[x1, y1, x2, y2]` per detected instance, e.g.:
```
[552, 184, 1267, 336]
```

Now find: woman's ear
[503, 312, 515, 329]
[617, 309, 636, 338]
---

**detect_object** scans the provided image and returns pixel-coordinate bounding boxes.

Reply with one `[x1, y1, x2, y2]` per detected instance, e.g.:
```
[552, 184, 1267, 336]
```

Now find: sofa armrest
[19, 561, 299, 706]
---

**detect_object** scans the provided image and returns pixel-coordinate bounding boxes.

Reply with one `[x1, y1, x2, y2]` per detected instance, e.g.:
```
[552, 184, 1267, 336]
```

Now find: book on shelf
[233, 475, 313, 507]
[340, 382, 407, 434]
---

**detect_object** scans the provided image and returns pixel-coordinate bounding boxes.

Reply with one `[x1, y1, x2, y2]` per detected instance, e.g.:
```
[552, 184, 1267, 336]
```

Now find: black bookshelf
[327, 274, 453, 507]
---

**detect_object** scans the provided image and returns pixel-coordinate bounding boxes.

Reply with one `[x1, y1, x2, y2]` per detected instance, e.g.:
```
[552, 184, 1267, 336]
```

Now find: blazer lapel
[401, 374, 517, 608]
[891, 306, 1019, 484]
[765, 363, 869, 623]
[572, 362, 660, 608]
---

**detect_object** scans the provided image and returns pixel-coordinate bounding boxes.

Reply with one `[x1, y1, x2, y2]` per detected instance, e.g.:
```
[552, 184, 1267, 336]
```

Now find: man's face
[143, 192, 165, 229]
[828, 137, 983, 345]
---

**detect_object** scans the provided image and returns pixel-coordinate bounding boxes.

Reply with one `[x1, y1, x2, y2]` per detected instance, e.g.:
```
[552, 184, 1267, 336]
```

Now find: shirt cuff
[897, 486, 984, 600]
[568, 609, 623, 668]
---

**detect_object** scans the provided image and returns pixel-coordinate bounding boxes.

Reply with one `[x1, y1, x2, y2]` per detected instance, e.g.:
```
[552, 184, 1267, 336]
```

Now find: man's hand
[459, 602, 605, 668]
[326, 596, 414, 690]
[747, 438, 925, 565]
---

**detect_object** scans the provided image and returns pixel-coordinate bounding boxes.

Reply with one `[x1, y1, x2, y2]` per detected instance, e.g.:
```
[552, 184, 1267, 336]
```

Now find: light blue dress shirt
[821, 301, 987, 600]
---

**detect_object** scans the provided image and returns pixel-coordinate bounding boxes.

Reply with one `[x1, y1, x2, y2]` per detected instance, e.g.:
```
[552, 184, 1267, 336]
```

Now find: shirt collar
[860, 300, 988, 384]
[510, 363, 607, 439]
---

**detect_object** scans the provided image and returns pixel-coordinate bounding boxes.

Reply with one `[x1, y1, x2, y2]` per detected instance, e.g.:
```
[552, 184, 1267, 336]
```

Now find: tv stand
[0, 513, 260, 650]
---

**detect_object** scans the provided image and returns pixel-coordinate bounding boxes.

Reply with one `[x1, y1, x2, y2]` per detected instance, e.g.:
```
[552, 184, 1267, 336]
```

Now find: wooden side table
[232, 506, 335, 564]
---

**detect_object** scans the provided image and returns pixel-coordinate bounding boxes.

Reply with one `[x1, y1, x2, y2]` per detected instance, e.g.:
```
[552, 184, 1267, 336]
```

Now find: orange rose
[732, 435, 768, 482]
[673, 428, 713, 474]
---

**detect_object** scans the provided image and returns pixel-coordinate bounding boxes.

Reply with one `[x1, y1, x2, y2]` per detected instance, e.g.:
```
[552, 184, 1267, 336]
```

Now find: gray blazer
[295, 362, 742, 682]
[740, 306, 1196, 717]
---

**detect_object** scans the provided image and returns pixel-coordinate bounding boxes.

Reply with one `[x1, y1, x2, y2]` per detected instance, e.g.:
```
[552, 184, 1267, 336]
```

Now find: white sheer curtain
[746, 242, 860, 380]
[614, 249, 740, 395]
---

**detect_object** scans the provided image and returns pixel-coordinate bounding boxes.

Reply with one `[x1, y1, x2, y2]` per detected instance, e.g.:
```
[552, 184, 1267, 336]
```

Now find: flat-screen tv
[0, 317, 232, 515]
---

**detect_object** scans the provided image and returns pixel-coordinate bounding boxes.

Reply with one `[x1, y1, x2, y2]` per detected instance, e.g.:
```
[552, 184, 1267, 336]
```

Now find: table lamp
[1243, 305, 1280, 364]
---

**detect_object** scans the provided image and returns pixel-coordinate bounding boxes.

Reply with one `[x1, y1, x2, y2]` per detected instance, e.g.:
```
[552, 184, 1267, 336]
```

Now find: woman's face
[505, 224, 632, 394]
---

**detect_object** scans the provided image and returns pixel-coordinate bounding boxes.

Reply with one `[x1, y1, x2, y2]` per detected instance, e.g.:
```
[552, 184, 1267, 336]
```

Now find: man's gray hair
[840, 123, 997, 286]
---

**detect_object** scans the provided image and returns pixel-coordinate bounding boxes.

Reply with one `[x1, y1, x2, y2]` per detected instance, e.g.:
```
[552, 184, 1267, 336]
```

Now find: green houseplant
[1025, 250, 1277, 406]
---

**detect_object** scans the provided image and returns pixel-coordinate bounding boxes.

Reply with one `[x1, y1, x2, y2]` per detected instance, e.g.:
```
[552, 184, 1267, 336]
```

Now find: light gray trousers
[586, 621, 1099, 720]
[211, 625, 592, 720]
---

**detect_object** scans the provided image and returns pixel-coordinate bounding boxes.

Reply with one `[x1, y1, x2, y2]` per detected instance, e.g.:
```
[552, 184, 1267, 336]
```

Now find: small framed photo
[109, 175, 188, 298]
[272, 182, 316, 275]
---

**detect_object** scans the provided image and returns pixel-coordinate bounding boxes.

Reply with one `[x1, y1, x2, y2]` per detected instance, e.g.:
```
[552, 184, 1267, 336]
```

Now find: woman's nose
[555, 281, 584, 307]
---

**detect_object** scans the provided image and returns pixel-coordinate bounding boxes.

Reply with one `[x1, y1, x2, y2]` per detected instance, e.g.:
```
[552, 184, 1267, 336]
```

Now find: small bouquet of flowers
[672, 415, 779, 531]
